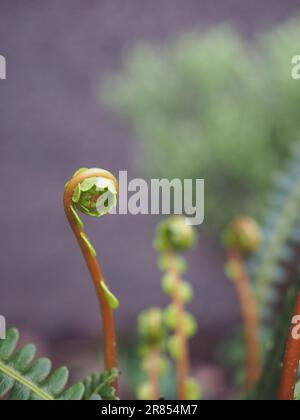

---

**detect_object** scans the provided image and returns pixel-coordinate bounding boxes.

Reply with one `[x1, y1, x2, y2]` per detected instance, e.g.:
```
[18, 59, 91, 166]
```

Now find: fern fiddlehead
[64, 168, 119, 391]
[224, 217, 262, 392]
[137, 307, 169, 400]
[155, 217, 199, 400]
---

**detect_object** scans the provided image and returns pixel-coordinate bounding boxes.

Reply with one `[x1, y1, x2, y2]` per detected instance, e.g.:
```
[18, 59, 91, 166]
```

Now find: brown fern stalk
[228, 249, 262, 392]
[279, 293, 300, 401]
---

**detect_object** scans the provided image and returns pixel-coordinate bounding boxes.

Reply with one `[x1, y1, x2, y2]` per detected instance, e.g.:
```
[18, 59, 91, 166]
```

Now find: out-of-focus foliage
[135, 217, 201, 400]
[155, 216, 197, 253]
[154, 216, 201, 400]
[137, 307, 171, 400]
[249, 143, 300, 328]
[103, 18, 300, 229]
[224, 217, 261, 256]
[248, 144, 300, 400]
[220, 145, 300, 398]
[250, 276, 300, 400]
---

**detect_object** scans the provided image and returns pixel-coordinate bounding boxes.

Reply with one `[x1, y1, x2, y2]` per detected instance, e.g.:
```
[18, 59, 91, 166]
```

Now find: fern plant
[249, 143, 300, 331]
[223, 144, 300, 399]
[0, 328, 118, 400]
[83, 370, 119, 401]
[250, 275, 300, 400]
[224, 217, 262, 392]
[64, 168, 120, 391]
[137, 308, 170, 400]
[154, 216, 201, 400]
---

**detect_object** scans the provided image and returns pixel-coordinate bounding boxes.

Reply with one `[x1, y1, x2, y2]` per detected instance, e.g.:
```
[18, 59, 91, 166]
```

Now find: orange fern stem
[228, 249, 262, 392]
[279, 293, 300, 401]
[64, 168, 119, 393]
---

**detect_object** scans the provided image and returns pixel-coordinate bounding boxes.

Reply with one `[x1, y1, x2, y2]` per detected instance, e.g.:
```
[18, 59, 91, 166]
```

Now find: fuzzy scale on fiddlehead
[64, 168, 119, 392]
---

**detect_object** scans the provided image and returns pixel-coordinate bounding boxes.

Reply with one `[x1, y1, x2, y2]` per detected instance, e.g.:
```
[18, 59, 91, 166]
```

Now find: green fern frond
[83, 369, 119, 400]
[250, 142, 300, 324]
[0, 328, 118, 401]
[0, 328, 84, 400]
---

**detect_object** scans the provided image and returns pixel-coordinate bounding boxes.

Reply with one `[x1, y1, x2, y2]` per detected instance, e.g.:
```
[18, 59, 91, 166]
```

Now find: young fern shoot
[224, 217, 262, 392]
[137, 308, 170, 400]
[155, 217, 201, 400]
[64, 168, 120, 391]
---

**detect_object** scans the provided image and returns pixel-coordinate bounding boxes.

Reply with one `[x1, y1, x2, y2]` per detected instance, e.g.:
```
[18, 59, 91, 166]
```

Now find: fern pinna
[250, 142, 300, 328]
[0, 328, 118, 400]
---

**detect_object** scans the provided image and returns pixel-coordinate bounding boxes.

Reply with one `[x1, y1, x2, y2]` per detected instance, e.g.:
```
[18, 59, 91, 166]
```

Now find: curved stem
[228, 249, 262, 392]
[64, 168, 119, 392]
[167, 251, 189, 400]
[279, 293, 300, 401]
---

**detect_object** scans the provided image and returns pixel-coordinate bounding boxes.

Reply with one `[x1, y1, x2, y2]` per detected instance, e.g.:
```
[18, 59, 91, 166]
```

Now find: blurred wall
[0, 0, 299, 338]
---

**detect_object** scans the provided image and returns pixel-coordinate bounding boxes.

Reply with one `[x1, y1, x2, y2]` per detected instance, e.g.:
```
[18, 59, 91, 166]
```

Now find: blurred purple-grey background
[0, 0, 299, 375]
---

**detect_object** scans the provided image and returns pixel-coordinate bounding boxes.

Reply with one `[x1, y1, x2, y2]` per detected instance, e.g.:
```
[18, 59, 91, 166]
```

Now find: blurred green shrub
[103, 18, 300, 229]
